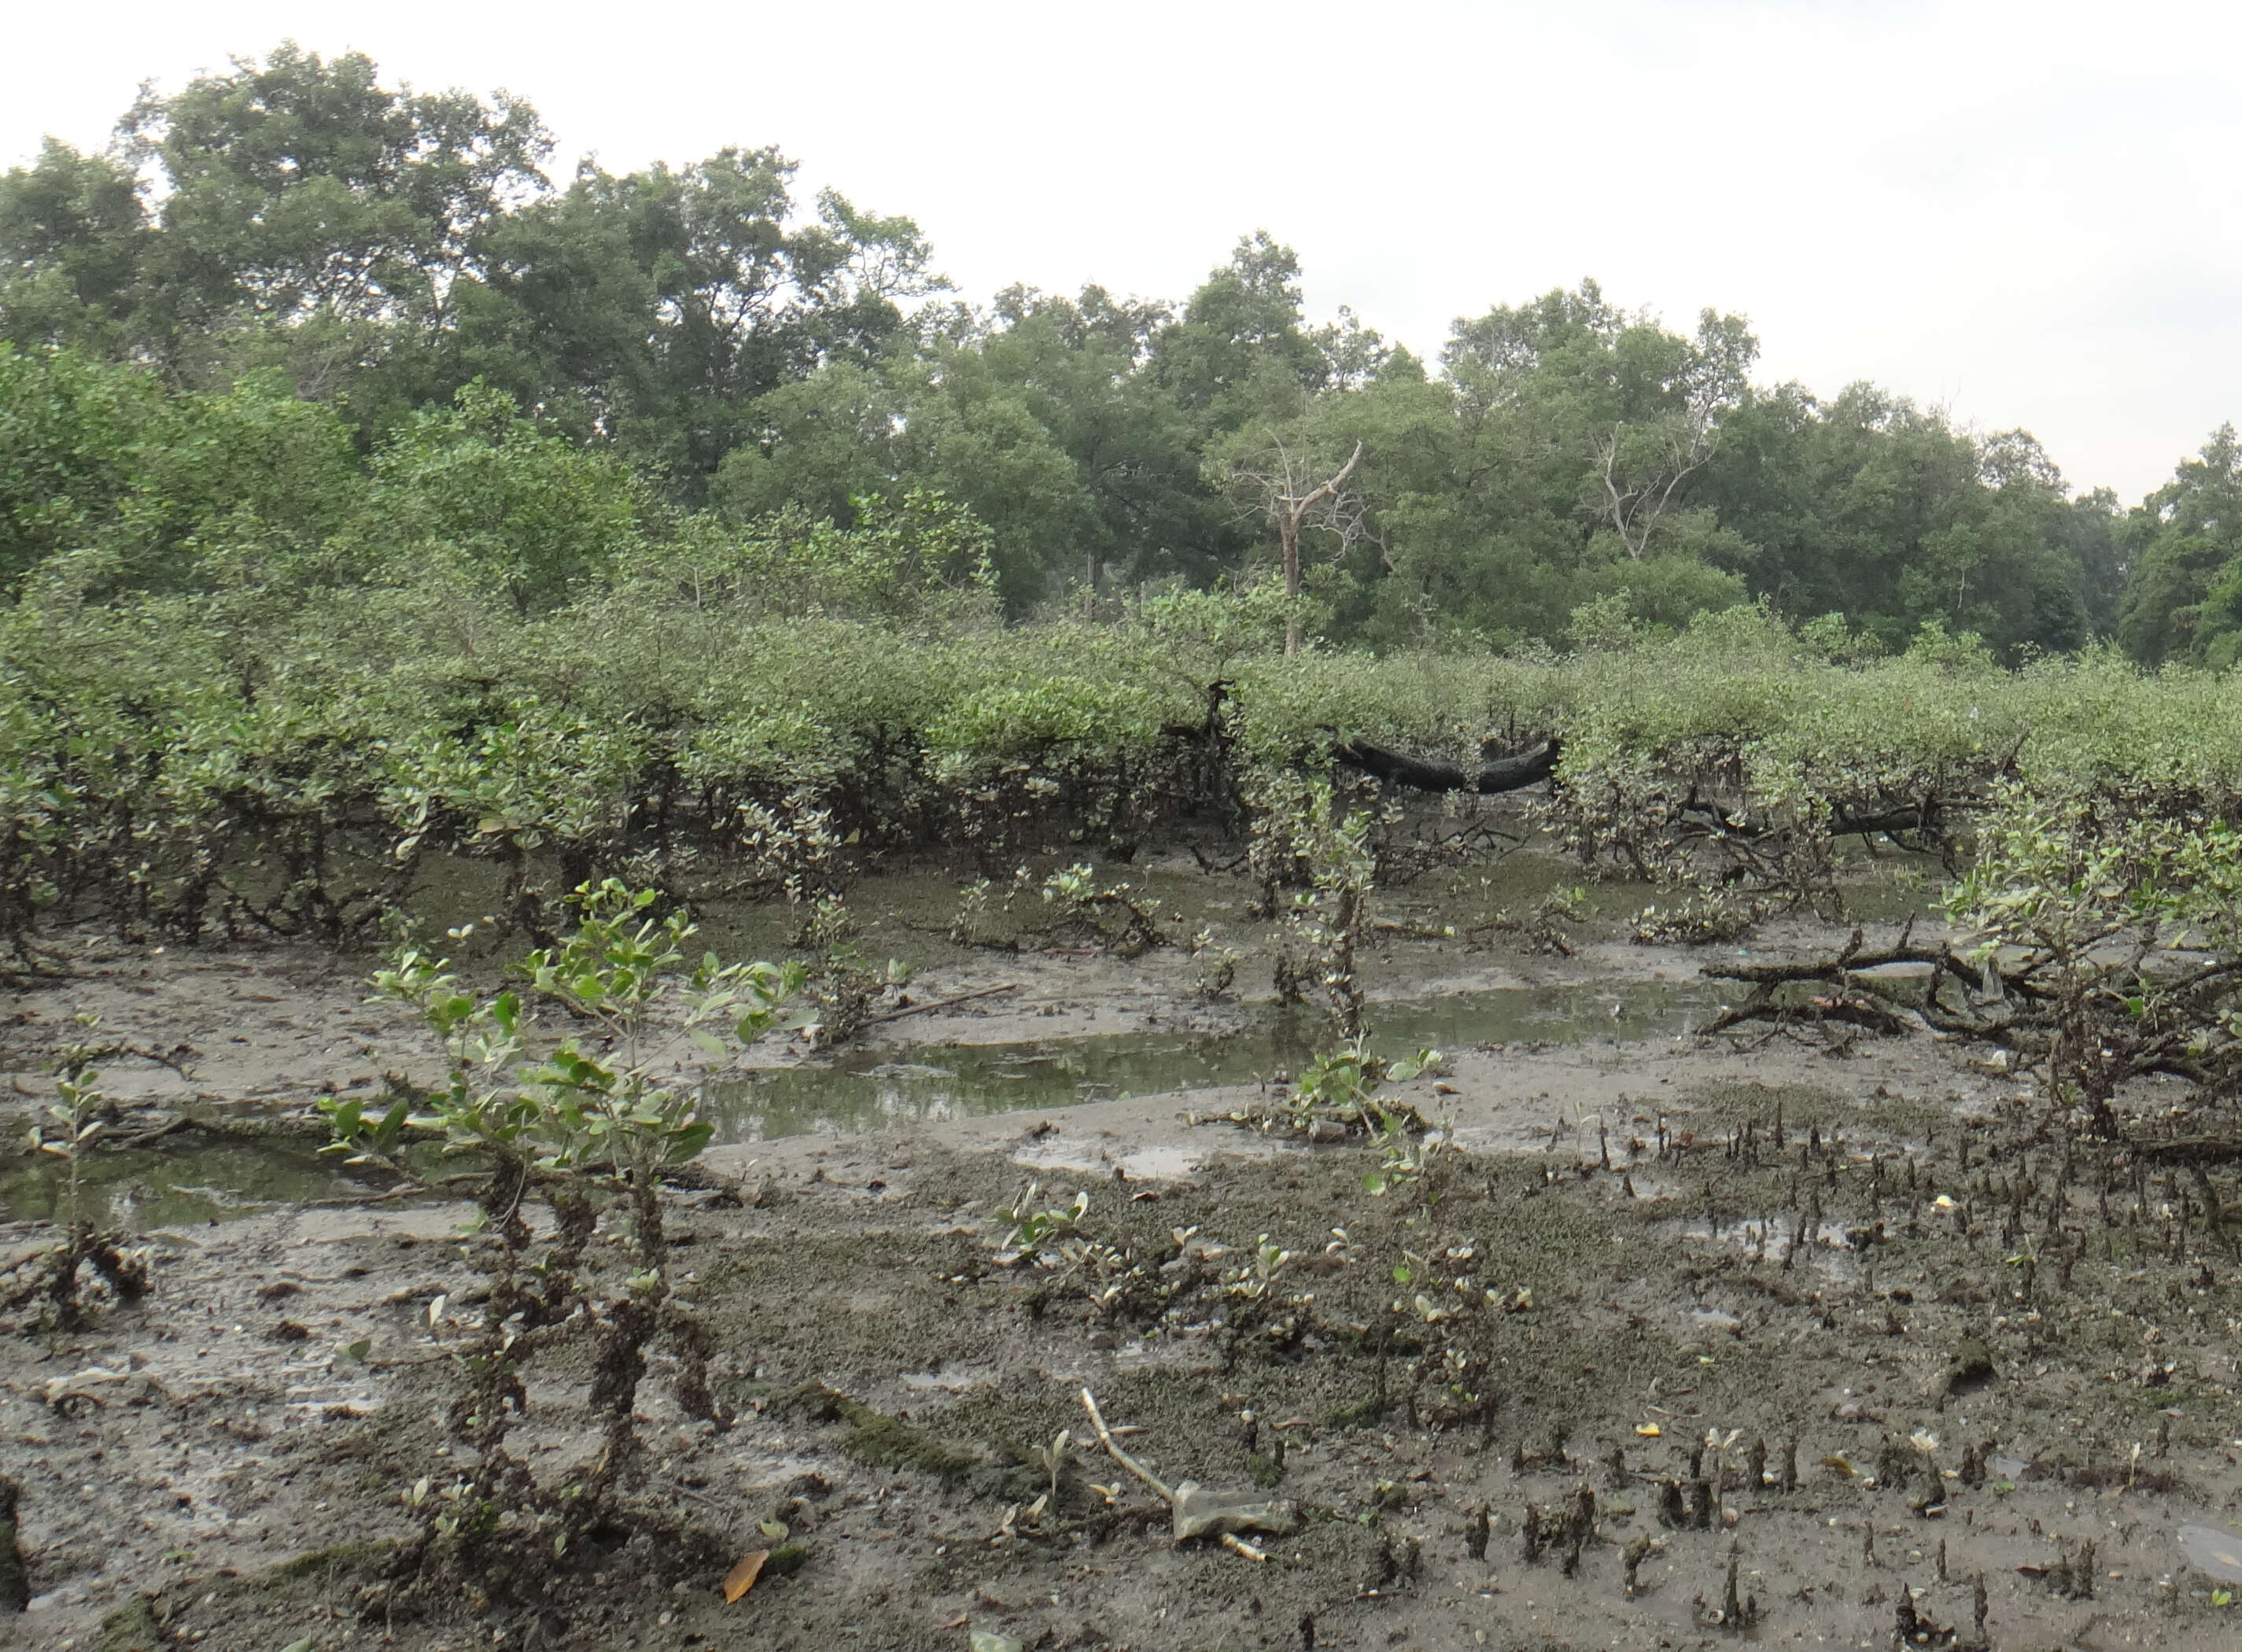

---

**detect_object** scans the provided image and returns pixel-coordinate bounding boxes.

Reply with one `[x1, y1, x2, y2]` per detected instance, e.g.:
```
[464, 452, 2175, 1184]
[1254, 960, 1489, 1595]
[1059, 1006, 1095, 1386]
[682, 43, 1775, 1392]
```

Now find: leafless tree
[1591, 309, 1753, 560]
[1593, 420, 1717, 562]
[1230, 438, 1367, 653]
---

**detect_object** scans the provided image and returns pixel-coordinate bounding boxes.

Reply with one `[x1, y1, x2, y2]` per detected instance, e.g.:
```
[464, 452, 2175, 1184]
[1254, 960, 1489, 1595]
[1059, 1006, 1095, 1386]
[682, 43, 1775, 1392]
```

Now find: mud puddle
[706, 977, 1710, 1141]
[0, 1134, 392, 1230]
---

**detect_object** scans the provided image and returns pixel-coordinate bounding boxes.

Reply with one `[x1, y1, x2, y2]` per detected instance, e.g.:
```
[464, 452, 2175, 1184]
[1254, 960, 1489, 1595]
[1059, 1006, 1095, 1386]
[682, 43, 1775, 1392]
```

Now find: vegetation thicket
[9, 42, 2242, 1086]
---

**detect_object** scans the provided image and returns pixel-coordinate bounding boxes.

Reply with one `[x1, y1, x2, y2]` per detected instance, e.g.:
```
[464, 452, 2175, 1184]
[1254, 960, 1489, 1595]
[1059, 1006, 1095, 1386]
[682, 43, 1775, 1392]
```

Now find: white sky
[6, 0, 2238, 503]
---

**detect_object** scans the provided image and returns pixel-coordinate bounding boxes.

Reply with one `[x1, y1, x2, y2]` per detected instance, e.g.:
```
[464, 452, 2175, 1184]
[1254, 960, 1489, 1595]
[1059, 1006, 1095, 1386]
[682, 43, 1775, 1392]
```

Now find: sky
[5, 0, 2238, 503]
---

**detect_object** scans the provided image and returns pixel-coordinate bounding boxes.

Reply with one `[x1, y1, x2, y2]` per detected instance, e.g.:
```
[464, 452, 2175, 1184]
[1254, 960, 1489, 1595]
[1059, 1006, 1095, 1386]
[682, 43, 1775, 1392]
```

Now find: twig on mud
[857, 983, 1021, 1028]
[300, 1173, 492, 1209]
[1079, 1388, 1172, 1503]
[112, 1115, 195, 1150]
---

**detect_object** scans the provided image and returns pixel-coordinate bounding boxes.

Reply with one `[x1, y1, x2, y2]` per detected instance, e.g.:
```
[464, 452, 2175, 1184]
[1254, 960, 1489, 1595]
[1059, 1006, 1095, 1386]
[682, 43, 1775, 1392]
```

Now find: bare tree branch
[1228, 438, 1368, 653]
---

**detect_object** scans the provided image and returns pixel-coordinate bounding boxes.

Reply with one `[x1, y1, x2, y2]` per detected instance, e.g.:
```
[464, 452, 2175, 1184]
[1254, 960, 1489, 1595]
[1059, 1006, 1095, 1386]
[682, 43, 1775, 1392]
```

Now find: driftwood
[1695, 922, 1997, 1041]
[1695, 924, 2228, 1084]
[1335, 736, 1562, 795]
[857, 983, 1020, 1027]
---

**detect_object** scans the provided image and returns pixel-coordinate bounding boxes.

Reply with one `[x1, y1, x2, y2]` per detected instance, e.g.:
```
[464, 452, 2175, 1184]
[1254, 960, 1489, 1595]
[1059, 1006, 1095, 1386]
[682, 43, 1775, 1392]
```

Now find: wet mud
[3, 853, 2240, 1650]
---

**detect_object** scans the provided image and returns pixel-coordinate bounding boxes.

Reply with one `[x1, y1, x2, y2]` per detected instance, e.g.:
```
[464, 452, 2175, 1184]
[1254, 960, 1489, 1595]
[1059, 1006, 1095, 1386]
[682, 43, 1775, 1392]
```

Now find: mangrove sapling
[322, 880, 803, 1596]
[1285, 1038, 1440, 1141]
[794, 892, 909, 1045]
[6, 1029, 149, 1329]
[1474, 882, 1584, 957]
[1251, 772, 1377, 1037]
[938, 862, 1171, 957]
[997, 1182, 1091, 1262]
[1946, 787, 2242, 1123]
[1368, 1118, 1505, 1437]
[996, 1186, 1162, 1322]
[1040, 862, 1171, 957]
[1219, 1234, 1310, 1358]
[1189, 927, 1243, 1000]
[1632, 890, 1768, 947]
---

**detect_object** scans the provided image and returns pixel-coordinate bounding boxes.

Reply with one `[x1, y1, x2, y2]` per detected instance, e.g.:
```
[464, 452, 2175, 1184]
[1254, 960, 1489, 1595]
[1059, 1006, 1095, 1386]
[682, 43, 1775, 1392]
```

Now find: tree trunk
[1333, 736, 1562, 794]
[1280, 515, 1302, 655]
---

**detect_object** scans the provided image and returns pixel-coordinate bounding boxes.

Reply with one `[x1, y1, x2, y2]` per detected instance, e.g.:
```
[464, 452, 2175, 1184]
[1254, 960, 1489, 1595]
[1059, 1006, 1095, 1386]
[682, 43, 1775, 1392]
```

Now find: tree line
[3, 42, 2238, 665]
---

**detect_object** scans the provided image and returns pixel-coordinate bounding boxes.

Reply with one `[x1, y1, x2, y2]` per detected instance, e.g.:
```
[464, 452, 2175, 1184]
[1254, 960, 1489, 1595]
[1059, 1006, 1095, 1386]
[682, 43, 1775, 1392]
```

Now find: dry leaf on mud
[722, 1549, 769, 1602]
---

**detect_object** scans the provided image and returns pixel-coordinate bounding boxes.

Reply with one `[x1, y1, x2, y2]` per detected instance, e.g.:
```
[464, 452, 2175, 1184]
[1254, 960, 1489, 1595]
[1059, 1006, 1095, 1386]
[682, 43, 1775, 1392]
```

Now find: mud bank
[2, 867, 2240, 1651]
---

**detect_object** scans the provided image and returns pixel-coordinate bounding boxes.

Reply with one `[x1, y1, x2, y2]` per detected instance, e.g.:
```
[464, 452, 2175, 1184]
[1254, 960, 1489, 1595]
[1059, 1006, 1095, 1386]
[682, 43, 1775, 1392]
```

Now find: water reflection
[704, 979, 1705, 1141]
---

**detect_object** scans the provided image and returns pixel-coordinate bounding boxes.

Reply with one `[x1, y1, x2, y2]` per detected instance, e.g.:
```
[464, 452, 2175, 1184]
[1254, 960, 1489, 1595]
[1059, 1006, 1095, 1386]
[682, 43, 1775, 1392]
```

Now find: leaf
[721, 1547, 769, 1602]
[666, 1120, 716, 1163]
[758, 1518, 790, 1541]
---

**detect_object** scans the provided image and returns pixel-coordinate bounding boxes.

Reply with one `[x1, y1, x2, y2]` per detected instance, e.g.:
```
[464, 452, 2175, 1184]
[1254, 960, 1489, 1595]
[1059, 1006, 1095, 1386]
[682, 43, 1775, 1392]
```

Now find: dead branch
[1079, 1388, 1174, 1504]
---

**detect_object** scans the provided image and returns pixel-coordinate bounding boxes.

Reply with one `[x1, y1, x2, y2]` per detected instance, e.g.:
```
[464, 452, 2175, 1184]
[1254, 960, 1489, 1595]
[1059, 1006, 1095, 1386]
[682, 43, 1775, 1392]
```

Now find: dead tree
[1590, 311, 1752, 559]
[1594, 420, 1717, 560]
[1231, 438, 1367, 654]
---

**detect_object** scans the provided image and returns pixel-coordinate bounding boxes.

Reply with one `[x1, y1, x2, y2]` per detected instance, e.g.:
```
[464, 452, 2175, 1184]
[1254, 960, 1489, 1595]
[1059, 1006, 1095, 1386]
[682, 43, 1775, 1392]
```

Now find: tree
[360, 380, 640, 612]
[1591, 310, 1756, 560]
[0, 345, 168, 586]
[1223, 436, 1366, 652]
[470, 153, 937, 491]
[0, 140, 150, 352]
[1152, 234, 1332, 442]
[119, 42, 551, 405]
[2117, 424, 2242, 666]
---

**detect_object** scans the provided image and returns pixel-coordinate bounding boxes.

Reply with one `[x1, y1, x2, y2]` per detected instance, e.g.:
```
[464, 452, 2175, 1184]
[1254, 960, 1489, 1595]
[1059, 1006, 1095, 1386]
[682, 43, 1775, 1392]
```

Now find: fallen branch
[1079, 1388, 1173, 1503]
[858, 983, 1021, 1028]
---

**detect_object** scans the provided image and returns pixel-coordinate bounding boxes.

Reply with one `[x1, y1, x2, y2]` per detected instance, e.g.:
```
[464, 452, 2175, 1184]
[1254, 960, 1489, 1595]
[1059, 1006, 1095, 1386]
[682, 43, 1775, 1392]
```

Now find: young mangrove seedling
[7, 1020, 149, 1329]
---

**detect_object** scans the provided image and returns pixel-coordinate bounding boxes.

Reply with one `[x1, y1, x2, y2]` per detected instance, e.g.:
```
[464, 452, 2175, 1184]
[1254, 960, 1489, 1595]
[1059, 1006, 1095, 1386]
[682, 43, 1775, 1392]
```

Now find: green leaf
[666, 1121, 716, 1163]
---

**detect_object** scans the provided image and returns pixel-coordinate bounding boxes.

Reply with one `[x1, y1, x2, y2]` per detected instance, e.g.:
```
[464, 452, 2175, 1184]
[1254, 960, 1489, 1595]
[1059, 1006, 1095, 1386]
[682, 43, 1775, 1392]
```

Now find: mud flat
[4, 870, 2241, 1651]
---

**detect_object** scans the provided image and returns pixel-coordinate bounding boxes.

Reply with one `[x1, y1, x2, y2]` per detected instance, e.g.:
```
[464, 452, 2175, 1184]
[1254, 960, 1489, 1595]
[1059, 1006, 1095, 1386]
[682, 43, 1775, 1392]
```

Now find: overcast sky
[6, 0, 2236, 502]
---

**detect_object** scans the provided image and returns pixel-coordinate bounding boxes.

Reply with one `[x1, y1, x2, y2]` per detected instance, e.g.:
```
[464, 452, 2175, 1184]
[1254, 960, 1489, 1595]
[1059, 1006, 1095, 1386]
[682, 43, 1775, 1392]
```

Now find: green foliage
[338, 879, 803, 1185]
[1249, 770, 1378, 1035]
[0, 346, 363, 593]
[321, 883, 802, 1585]
[1287, 1037, 1438, 1144]
[11, 552, 2242, 958]
[647, 486, 999, 620]
[360, 381, 641, 610]
[2117, 423, 2242, 667]
[11, 42, 2242, 967]
[0, 43, 2177, 642]
[1946, 786, 2242, 1115]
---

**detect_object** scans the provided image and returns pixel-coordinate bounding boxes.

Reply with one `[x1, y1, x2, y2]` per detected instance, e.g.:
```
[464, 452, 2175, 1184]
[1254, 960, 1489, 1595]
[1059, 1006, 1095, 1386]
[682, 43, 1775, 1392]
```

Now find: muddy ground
[3, 848, 2241, 1651]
